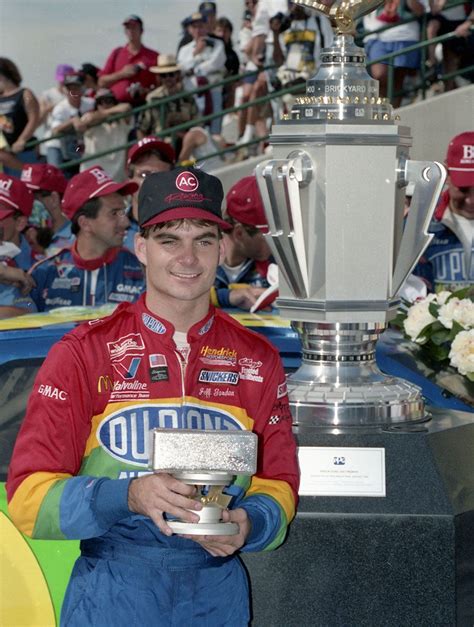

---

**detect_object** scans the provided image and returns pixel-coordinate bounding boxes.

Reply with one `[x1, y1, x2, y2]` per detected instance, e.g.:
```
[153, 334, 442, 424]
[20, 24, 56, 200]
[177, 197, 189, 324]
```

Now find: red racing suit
[7, 295, 299, 625]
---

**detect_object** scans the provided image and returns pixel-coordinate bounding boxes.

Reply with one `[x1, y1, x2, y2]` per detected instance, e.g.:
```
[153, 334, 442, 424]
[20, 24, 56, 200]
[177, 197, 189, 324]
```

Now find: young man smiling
[7, 167, 299, 626]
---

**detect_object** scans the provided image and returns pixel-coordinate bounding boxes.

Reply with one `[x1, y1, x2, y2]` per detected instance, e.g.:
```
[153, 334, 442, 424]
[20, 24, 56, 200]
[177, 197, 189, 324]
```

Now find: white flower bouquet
[396, 288, 474, 384]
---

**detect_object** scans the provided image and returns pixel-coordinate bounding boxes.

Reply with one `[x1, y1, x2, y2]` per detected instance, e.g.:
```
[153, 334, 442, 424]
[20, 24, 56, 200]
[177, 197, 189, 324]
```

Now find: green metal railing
[367, 29, 474, 101]
[20, 14, 472, 171]
[23, 65, 273, 153]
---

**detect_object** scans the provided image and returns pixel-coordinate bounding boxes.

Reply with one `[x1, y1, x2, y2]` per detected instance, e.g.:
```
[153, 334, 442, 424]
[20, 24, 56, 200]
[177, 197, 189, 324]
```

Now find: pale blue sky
[0, 0, 244, 96]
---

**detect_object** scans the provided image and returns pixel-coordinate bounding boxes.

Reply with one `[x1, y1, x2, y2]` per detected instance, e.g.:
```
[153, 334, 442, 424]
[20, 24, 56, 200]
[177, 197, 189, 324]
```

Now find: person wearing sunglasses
[138, 54, 198, 157]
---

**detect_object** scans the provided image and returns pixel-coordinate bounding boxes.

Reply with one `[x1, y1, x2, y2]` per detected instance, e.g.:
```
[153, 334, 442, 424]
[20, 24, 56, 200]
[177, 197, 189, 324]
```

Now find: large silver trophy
[256, 0, 446, 427]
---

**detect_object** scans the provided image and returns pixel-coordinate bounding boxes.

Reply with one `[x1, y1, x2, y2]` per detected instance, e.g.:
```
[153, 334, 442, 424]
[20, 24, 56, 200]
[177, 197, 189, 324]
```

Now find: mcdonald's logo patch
[97, 374, 114, 393]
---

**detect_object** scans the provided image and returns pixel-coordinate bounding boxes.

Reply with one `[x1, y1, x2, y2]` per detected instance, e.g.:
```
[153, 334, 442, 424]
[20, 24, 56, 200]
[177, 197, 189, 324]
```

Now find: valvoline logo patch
[97, 403, 244, 466]
[176, 171, 198, 192]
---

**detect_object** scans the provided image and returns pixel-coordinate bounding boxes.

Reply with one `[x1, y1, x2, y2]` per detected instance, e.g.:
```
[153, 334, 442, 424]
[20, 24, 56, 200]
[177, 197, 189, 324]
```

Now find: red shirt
[99, 44, 159, 103]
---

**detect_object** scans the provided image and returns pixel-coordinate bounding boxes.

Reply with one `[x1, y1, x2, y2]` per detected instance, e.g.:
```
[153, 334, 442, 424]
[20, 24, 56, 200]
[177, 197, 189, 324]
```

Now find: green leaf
[424, 344, 450, 361]
[391, 313, 406, 330]
[416, 321, 435, 341]
[430, 329, 450, 346]
[451, 287, 474, 301]
[428, 302, 440, 318]
[448, 320, 464, 340]
[467, 372, 474, 382]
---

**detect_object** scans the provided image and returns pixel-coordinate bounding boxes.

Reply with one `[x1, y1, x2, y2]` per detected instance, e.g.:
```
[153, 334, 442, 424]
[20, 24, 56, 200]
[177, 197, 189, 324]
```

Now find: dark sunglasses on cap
[160, 72, 179, 78]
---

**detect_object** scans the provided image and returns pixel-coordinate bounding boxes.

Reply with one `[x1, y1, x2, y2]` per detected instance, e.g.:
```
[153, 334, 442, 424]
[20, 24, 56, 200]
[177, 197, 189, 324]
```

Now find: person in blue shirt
[414, 131, 474, 292]
[30, 165, 145, 311]
[0, 173, 37, 316]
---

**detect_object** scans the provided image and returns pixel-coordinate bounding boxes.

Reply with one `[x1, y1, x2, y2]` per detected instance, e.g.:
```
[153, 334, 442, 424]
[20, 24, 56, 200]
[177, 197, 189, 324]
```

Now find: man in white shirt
[46, 73, 95, 175]
[177, 12, 226, 134]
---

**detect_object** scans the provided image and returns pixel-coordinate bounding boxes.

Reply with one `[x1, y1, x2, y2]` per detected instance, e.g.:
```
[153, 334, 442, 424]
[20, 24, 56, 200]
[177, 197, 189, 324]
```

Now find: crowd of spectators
[0, 1, 472, 321]
[0, 1, 472, 174]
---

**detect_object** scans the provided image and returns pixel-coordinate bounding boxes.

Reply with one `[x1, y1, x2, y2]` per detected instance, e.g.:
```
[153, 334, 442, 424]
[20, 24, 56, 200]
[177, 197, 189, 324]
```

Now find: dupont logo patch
[97, 403, 244, 465]
[176, 171, 198, 192]
[198, 370, 239, 385]
[142, 313, 166, 334]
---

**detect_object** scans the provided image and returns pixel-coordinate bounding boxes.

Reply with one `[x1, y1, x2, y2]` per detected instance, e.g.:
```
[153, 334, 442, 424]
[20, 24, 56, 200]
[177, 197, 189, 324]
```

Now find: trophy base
[286, 321, 427, 427]
[288, 367, 426, 428]
[168, 521, 239, 536]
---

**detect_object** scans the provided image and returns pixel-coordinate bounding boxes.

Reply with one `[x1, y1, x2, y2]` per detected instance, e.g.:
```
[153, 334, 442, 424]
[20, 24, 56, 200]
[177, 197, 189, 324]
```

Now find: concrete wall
[397, 84, 474, 162]
[213, 84, 474, 195]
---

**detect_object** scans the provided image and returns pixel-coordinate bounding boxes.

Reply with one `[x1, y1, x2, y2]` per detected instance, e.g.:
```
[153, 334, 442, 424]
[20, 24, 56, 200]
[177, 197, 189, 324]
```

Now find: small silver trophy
[149, 428, 258, 535]
[256, 0, 447, 427]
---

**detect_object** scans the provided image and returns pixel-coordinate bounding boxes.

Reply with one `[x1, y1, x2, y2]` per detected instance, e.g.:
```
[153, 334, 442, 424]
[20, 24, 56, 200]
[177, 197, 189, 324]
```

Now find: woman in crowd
[0, 58, 39, 174]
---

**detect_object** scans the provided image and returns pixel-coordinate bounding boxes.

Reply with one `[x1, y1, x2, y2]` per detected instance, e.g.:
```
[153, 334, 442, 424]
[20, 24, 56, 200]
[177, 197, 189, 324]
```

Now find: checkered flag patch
[268, 415, 280, 425]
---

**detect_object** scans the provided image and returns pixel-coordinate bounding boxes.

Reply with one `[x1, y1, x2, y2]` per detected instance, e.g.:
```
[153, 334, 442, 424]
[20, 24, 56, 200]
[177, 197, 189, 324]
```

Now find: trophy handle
[256, 154, 313, 299]
[392, 159, 447, 297]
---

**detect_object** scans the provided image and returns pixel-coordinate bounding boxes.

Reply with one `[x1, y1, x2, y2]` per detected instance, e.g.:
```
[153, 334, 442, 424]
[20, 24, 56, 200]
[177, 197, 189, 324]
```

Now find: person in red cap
[97, 15, 158, 105]
[7, 166, 298, 626]
[212, 174, 275, 310]
[0, 173, 35, 270]
[0, 173, 37, 317]
[29, 166, 144, 311]
[414, 131, 474, 292]
[123, 136, 176, 252]
[21, 163, 74, 256]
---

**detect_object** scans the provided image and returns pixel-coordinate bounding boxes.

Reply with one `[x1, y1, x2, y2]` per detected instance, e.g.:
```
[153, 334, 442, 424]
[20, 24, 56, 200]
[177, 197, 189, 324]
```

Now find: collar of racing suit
[70, 240, 121, 271]
[134, 292, 217, 345]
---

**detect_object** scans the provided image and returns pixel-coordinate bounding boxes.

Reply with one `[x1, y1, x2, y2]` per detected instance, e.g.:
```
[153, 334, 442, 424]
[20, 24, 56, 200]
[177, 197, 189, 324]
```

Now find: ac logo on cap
[176, 172, 198, 192]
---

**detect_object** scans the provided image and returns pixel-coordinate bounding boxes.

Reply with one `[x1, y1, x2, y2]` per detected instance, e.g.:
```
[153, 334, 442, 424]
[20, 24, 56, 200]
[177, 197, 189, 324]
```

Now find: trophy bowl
[293, 0, 385, 33]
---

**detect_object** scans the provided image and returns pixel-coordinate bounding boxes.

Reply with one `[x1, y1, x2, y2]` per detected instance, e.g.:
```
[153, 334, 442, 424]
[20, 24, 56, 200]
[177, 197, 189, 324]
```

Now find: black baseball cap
[138, 167, 231, 230]
[123, 15, 143, 27]
[199, 2, 217, 14]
